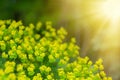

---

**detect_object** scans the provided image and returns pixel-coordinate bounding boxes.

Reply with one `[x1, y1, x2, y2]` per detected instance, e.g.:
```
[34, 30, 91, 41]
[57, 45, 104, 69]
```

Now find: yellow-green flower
[0, 20, 112, 80]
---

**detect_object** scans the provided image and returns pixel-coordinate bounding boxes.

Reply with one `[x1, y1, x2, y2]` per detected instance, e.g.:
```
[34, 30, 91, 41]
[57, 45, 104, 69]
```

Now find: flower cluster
[0, 20, 112, 80]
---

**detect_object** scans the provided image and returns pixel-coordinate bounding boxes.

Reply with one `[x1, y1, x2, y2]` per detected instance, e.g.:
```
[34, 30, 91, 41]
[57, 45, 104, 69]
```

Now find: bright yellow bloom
[7, 73, 16, 80]
[0, 20, 112, 80]
[17, 64, 23, 72]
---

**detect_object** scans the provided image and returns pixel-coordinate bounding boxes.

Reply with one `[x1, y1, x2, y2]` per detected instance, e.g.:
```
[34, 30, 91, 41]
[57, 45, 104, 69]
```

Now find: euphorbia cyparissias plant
[0, 20, 112, 80]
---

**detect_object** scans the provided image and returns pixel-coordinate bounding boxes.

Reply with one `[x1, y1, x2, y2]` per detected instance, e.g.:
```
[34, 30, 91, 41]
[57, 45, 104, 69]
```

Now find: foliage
[0, 0, 60, 24]
[0, 20, 112, 80]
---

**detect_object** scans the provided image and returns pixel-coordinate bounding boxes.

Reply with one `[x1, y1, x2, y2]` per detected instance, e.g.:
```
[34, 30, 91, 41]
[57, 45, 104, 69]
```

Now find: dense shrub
[0, 20, 112, 80]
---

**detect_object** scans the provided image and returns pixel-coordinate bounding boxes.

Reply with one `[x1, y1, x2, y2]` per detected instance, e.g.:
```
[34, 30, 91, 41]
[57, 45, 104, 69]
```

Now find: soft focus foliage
[0, 0, 61, 24]
[0, 20, 112, 80]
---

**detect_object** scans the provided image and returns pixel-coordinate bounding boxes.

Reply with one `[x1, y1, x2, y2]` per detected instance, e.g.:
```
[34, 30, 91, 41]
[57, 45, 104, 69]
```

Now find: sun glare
[100, 0, 120, 21]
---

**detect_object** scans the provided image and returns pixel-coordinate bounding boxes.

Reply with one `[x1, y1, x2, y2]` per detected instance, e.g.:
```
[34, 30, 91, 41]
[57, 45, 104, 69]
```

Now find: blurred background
[0, 0, 120, 80]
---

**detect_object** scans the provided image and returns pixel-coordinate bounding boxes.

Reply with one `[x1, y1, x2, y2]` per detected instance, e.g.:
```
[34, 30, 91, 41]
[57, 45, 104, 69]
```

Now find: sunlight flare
[100, 0, 120, 21]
